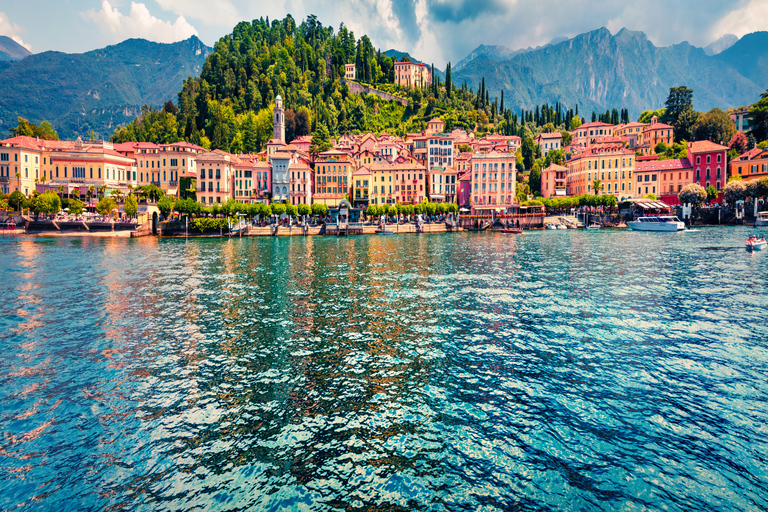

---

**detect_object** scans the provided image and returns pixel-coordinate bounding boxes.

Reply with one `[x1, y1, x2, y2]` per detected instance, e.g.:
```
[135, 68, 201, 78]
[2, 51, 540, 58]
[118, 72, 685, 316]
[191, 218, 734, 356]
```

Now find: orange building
[637, 116, 674, 155]
[566, 144, 635, 198]
[541, 163, 567, 198]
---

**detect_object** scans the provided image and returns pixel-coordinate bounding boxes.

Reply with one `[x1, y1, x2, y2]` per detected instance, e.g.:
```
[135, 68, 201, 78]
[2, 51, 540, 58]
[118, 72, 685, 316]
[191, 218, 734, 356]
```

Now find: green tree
[69, 199, 84, 215]
[678, 183, 707, 205]
[592, 179, 603, 195]
[569, 116, 582, 130]
[693, 108, 736, 145]
[706, 184, 718, 202]
[529, 163, 542, 195]
[723, 179, 746, 204]
[96, 197, 118, 216]
[8, 191, 25, 211]
[310, 123, 332, 156]
[297, 203, 311, 217]
[521, 137, 536, 170]
[272, 203, 286, 216]
[748, 88, 768, 143]
[156, 196, 174, 216]
[654, 141, 668, 155]
[32, 191, 61, 215]
[311, 203, 327, 216]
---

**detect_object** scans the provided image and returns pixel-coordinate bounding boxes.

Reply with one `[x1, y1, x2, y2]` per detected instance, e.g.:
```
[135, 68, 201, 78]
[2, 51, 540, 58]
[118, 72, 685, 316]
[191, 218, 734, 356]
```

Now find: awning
[634, 200, 670, 209]
[166, 187, 178, 196]
[554, 189, 567, 196]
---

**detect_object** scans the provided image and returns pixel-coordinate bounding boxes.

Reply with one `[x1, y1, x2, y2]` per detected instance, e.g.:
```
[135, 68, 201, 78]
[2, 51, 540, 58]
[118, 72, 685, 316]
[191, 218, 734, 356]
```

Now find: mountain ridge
[0, 36, 210, 139]
[0, 35, 32, 61]
[452, 27, 766, 117]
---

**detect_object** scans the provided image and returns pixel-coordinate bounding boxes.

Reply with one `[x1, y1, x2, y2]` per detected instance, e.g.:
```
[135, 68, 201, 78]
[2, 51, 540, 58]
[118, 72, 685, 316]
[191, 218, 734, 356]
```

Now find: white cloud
[0, 11, 31, 51]
[155, 0, 241, 27]
[81, 1, 198, 44]
[713, 0, 768, 40]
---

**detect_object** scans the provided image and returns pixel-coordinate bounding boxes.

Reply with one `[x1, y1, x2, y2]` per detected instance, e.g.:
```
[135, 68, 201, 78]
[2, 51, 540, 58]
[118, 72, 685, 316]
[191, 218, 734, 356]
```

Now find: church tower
[274, 94, 285, 142]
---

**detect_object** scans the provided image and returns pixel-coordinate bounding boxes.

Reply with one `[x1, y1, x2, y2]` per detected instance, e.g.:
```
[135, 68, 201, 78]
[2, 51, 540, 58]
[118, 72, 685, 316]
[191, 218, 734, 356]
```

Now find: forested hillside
[112, 15, 578, 152]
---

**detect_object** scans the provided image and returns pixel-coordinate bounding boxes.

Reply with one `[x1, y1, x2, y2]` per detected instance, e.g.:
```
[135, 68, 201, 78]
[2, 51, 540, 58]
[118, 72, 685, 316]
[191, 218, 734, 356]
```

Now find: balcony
[169, 180, 178, 186]
[0, 176, 9, 183]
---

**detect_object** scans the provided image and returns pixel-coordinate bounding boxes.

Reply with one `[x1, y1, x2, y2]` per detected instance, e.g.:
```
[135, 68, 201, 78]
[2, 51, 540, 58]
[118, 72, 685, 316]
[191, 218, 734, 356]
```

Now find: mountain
[454, 45, 524, 72]
[703, 34, 738, 56]
[0, 36, 210, 139]
[0, 36, 32, 61]
[713, 32, 768, 88]
[452, 27, 767, 118]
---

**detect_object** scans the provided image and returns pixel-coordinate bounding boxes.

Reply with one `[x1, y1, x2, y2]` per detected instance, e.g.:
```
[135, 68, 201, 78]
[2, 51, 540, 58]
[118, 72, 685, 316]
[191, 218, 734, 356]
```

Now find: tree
[272, 203, 286, 216]
[693, 108, 736, 145]
[529, 163, 542, 195]
[521, 137, 536, 170]
[310, 123, 332, 156]
[662, 86, 693, 124]
[297, 203, 311, 217]
[124, 195, 138, 218]
[643, 193, 657, 200]
[311, 203, 327, 216]
[728, 132, 748, 154]
[569, 116, 582, 130]
[748, 89, 768, 143]
[592, 179, 603, 195]
[285, 203, 298, 217]
[654, 141, 668, 155]
[678, 183, 707, 205]
[96, 197, 118, 216]
[10, 117, 59, 140]
[560, 131, 573, 147]
[32, 191, 61, 215]
[69, 199, 84, 215]
[705, 185, 718, 202]
[723, 179, 747, 204]
[156, 196, 174, 216]
[8, 191, 25, 211]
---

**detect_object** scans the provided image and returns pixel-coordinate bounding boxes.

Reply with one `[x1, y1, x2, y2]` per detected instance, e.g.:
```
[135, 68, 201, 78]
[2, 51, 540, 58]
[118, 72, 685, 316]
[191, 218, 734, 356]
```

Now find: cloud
[155, 0, 241, 27]
[81, 1, 198, 44]
[0, 11, 31, 51]
[713, 0, 768, 41]
[427, 0, 506, 23]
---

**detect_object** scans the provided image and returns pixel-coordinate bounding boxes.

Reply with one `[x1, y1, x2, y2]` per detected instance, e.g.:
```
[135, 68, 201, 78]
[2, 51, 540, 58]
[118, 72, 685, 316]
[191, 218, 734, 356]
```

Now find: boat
[500, 228, 522, 234]
[745, 235, 767, 251]
[627, 216, 685, 232]
[586, 223, 602, 230]
[545, 223, 558, 230]
[556, 224, 567, 230]
[756, 212, 768, 227]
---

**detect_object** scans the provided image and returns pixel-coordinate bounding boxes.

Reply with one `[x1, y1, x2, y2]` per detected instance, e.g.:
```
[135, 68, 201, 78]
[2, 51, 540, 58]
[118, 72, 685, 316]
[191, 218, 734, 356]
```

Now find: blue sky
[1, 0, 766, 66]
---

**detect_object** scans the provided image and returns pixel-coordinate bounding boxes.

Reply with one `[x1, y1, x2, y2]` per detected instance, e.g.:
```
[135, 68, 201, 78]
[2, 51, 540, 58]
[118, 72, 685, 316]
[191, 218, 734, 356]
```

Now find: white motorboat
[556, 224, 567, 230]
[546, 223, 558, 230]
[628, 216, 685, 232]
[756, 212, 768, 227]
[746, 236, 767, 251]
[586, 223, 602, 230]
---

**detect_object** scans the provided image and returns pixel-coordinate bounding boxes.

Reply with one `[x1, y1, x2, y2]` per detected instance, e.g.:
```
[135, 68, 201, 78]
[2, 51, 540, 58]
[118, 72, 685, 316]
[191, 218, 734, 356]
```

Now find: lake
[1, 227, 767, 511]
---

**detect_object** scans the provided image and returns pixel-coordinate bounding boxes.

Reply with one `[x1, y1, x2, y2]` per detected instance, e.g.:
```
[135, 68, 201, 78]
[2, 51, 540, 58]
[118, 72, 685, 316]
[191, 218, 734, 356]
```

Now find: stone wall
[342, 80, 408, 106]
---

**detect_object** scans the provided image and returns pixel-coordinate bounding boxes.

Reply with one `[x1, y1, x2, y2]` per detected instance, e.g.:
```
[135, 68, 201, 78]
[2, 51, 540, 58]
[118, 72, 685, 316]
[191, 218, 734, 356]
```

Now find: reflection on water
[1, 228, 768, 511]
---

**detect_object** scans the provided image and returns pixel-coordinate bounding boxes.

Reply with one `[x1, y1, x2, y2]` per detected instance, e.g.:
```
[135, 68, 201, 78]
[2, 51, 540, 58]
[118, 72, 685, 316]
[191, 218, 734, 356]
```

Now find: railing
[0, 176, 9, 183]
[169, 180, 178, 186]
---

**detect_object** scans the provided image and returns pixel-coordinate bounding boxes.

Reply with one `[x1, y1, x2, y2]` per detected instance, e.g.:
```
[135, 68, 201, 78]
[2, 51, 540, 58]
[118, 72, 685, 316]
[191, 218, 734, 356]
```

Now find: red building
[687, 141, 728, 192]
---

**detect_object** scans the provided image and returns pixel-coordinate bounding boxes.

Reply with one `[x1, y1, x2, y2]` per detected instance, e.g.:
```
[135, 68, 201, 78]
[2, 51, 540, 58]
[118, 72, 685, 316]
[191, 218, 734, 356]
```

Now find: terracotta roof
[544, 164, 568, 171]
[536, 132, 562, 139]
[688, 140, 728, 153]
[636, 158, 692, 171]
[574, 122, 614, 129]
[645, 122, 673, 130]
[459, 171, 472, 181]
[733, 147, 763, 161]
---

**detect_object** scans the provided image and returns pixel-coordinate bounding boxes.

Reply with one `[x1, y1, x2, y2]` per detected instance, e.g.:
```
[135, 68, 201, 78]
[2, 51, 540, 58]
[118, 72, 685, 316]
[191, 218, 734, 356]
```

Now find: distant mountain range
[0, 36, 32, 61]
[0, 36, 210, 139]
[451, 28, 768, 118]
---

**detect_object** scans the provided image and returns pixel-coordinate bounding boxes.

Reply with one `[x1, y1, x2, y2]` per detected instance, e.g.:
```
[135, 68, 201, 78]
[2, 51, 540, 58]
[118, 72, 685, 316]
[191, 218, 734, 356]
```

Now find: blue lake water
[1, 227, 767, 511]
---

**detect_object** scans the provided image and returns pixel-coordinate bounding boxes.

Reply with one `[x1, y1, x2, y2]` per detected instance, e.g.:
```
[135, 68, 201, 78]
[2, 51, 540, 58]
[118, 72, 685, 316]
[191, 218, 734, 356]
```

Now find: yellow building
[393, 61, 431, 89]
[314, 150, 355, 207]
[130, 141, 203, 196]
[369, 161, 427, 205]
[352, 166, 371, 207]
[566, 144, 636, 198]
[637, 116, 674, 155]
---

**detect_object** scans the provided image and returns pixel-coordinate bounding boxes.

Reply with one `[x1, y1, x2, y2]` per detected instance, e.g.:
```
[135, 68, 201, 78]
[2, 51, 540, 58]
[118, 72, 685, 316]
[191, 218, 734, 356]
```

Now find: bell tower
[274, 94, 284, 142]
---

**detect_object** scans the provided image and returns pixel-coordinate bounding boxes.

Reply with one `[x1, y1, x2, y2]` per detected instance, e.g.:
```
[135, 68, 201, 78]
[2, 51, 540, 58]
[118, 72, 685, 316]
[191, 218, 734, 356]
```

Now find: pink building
[458, 171, 472, 207]
[541, 164, 567, 198]
[469, 151, 517, 213]
[687, 140, 728, 191]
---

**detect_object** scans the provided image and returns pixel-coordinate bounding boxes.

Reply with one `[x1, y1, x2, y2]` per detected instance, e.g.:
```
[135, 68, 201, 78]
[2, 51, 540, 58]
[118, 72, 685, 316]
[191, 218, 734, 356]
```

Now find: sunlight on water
[1, 227, 767, 511]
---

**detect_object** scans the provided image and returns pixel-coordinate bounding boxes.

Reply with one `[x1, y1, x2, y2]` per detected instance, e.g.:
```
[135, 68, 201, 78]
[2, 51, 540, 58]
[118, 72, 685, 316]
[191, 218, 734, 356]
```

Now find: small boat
[756, 212, 768, 227]
[586, 223, 602, 230]
[546, 223, 558, 230]
[628, 216, 685, 232]
[501, 228, 522, 234]
[556, 224, 567, 230]
[375, 229, 395, 235]
[745, 236, 767, 251]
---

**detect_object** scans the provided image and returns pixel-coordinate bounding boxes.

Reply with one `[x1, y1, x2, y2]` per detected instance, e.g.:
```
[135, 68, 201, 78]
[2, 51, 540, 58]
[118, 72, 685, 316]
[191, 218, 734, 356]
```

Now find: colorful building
[729, 148, 768, 181]
[570, 122, 615, 147]
[352, 166, 371, 208]
[637, 116, 674, 155]
[566, 145, 635, 198]
[635, 156, 692, 204]
[345, 63, 356, 80]
[369, 161, 427, 205]
[687, 140, 728, 191]
[534, 132, 562, 157]
[196, 151, 233, 204]
[469, 151, 517, 211]
[393, 61, 431, 89]
[541, 163, 567, 198]
[313, 150, 354, 207]
[427, 166, 459, 203]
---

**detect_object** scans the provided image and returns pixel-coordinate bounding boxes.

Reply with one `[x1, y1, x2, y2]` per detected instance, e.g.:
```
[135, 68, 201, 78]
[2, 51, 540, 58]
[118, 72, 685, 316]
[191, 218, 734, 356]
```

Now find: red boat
[501, 228, 522, 234]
